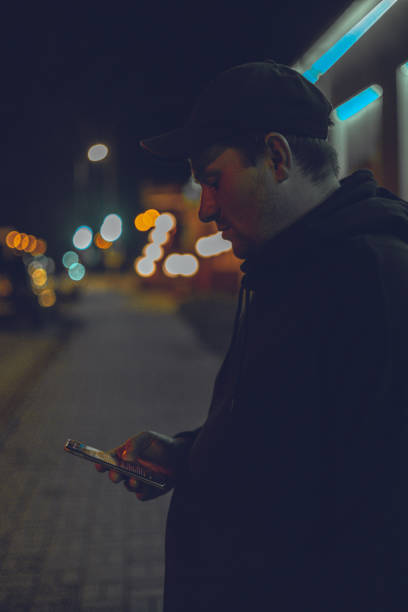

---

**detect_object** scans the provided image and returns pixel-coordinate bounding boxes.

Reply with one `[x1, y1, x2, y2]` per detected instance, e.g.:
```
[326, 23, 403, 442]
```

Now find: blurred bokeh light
[163, 253, 199, 277]
[87, 144, 109, 162]
[134, 209, 160, 232]
[94, 232, 112, 250]
[62, 251, 79, 268]
[134, 257, 156, 278]
[143, 243, 164, 262]
[68, 263, 86, 281]
[38, 289, 56, 308]
[100, 214, 122, 242]
[195, 232, 232, 257]
[73, 226, 93, 250]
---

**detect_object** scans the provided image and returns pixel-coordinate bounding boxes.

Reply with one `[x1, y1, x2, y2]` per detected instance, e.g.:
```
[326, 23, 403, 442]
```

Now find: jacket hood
[241, 169, 408, 290]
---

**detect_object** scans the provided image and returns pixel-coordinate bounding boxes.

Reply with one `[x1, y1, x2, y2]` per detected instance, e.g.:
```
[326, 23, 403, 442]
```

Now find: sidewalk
[0, 317, 74, 432]
[0, 288, 225, 611]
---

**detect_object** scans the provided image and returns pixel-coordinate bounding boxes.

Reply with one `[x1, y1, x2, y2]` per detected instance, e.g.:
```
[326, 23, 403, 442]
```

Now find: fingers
[109, 469, 125, 483]
[124, 477, 147, 500]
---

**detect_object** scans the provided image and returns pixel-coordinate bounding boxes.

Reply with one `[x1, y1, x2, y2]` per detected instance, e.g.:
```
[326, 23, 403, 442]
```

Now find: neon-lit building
[292, 0, 408, 199]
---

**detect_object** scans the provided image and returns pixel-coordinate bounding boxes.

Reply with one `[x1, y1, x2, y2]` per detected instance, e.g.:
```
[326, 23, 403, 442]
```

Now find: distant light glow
[68, 262, 86, 281]
[195, 232, 232, 257]
[88, 144, 108, 162]
[149, 226, 169, 246]
[62, 251, 79, 268]
[0, 276, 13, 297]
[32, 239, 47, 256]
[334, 85, 383, 121]
[73, 226, 93, 250]
[18, 233, 29, 251]
[94, 232, 112, 250]
[5, 231, 18, 249]
[100, 214, 122, 242]
[134, 257, 156, 277]
[31, 268, 48, 287]
[143, 243, 164, 262]
[25, 235, 37, 253]
[134, 209, 160, 231]
[303, 0, 398, 83]
[38, 289, 56, 308]
[163, 254, 199, 277]
[155, 213, 176, 232]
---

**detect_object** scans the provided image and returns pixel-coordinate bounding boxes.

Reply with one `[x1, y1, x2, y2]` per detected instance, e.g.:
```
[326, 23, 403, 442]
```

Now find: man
[97, 61, 408, 610]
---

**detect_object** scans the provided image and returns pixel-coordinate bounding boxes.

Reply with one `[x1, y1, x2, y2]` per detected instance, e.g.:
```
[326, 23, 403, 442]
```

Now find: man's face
[191, 146, 277, 259]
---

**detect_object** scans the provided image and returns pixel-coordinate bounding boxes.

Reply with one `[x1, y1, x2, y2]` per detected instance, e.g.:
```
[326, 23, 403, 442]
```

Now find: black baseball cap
[140, 60, 333, 161]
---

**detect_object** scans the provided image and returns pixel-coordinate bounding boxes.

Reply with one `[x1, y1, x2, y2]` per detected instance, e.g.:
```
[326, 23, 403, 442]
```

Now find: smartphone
[64, 438, 169, 489]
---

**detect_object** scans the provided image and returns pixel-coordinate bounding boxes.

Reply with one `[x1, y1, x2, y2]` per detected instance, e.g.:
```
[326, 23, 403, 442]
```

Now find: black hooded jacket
[163, 170, 408, 611]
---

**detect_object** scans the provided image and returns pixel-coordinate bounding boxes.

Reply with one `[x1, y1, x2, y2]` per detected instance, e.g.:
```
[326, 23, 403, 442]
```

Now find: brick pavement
[0, 288, 223, 611]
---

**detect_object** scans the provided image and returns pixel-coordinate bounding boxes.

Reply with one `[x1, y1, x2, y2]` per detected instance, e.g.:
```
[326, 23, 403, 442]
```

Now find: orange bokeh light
[5, 231, 18, 249]
[32, 239, 47, 256]
[19, 233, 29, 251]
[25, 235, 37, 253]
[134, 209, 160, 232]
[94, 232, 112, 250]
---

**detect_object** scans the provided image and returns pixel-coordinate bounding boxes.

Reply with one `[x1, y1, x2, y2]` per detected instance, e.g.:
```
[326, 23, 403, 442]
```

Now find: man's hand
[95, 431, 186, 501]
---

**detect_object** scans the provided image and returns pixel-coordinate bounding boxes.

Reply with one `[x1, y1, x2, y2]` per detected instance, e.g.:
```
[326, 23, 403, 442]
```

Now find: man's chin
[230, 241, 249, 260]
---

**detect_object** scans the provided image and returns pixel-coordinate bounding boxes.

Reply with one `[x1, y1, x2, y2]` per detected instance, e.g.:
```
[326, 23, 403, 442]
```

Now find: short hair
[193, 120, 340, 184]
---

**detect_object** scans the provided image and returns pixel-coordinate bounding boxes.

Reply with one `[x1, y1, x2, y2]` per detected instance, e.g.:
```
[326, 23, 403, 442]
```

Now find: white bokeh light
[88, 144, 109, 162]
[73, 226, 93, 250]
[163, 253, 199, 277]
[100, 214, 122, 242]
[195, 232, 232, 257]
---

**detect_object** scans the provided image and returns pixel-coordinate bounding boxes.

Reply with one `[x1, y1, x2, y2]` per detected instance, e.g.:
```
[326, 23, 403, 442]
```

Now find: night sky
[1, 1, 351, 258]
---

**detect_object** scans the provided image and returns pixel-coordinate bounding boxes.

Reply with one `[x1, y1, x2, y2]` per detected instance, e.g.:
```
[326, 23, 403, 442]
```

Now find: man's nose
[198, 186, 218, 223]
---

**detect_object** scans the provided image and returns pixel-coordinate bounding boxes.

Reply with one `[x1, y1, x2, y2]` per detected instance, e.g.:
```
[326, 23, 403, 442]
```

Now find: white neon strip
[334, 85, 383, 121]
[303, 0, 398, 83]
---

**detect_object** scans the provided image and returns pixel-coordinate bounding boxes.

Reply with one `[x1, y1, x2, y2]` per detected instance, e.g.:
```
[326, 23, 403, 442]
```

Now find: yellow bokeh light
[134, 209, 160, 232]
[135, 213, 149, 231]
[31, 268, 47, 287]
[38, 289, 56, 308]
[144, 209, 160, 227]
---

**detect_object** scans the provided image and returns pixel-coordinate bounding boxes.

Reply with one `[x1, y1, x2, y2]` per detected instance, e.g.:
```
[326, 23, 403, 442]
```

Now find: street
[0, 286, 224, 611]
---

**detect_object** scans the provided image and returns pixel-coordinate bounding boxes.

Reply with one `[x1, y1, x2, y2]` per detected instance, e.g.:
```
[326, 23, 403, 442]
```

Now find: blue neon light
[335, 86, 382, 121]
[303, 0, 398, 83]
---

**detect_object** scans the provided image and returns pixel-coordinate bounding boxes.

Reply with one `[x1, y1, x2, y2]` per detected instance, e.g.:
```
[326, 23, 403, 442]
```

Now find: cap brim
[139, 127, 193, 161]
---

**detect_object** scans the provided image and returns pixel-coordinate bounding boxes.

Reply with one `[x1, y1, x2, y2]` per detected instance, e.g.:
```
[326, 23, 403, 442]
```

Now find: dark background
[1, 1, 351, 259]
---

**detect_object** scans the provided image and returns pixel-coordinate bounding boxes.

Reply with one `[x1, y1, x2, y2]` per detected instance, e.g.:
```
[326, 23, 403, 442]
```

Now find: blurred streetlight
[87, 144, 109, 162]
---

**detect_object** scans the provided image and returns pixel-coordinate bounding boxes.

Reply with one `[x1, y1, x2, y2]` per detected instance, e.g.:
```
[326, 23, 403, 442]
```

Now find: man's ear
[264, 132, 292, 182]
